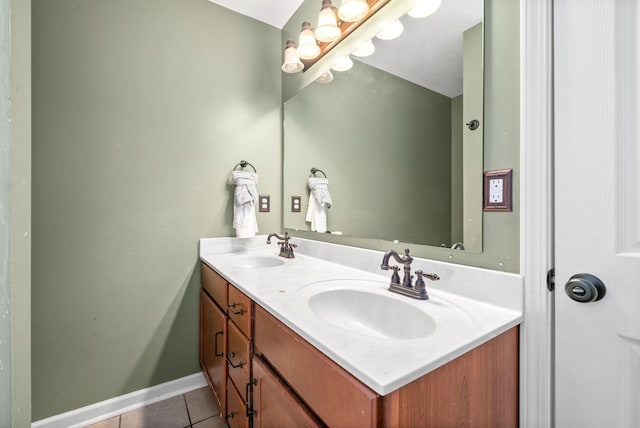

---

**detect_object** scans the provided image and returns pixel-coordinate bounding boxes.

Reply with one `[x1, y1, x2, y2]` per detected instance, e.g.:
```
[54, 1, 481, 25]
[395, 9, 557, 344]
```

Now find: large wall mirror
[283, 0, 485, 252]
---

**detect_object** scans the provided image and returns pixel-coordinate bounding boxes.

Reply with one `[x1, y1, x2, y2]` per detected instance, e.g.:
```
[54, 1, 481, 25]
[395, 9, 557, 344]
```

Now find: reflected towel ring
[310, 167, 327, 178]
[233, 160, 257, 173]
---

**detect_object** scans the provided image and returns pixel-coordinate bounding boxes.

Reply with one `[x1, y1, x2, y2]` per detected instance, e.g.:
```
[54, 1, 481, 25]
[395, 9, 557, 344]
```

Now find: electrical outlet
[489, 178, 504, 203]
[291, 196, 301, 212]
[259, 195, 270, 212]
[483, 169, 512, 211]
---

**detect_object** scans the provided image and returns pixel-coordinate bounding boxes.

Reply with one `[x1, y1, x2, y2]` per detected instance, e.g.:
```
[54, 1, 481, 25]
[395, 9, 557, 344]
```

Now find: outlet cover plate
[259, 195, 270, 213]
[483, 169, 513, 211]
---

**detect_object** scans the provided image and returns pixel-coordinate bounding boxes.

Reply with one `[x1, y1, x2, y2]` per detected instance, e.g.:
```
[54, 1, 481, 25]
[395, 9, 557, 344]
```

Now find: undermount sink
[307, 287, 437, 340]
[230, 255, 285, 269]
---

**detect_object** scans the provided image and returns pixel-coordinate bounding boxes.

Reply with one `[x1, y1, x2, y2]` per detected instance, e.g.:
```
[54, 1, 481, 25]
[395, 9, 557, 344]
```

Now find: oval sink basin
[308, 289, 437, 340]
[230, 255, 285, 269]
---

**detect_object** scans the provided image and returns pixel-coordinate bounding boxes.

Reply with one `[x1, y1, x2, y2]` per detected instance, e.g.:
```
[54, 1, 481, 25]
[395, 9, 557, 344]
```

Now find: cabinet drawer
[254, 305, 379, 428]
[201, 264, 227, 309]
[226, 381, 250, 428]
[227, 321, 251, 391]
[228, 285, 253, 337]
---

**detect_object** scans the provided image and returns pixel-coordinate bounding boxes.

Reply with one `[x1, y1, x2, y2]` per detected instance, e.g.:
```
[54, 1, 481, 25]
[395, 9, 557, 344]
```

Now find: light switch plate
[483, 169, 512, 211]
[259, 195, 270, 213]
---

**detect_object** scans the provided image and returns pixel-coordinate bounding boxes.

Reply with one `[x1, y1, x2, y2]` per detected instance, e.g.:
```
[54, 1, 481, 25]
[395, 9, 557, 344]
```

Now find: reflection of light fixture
[331, 55, 353, 71]
[316, 70, 334, 83]
[281, 40, 304, 73]
[376, 19, 404, 40]
[315, 0, 341, 43]
[352, 39, 375, 57]
[338, 0, 370, 22]
[297, 22, 321, 60]
[408, 0, 442, 18]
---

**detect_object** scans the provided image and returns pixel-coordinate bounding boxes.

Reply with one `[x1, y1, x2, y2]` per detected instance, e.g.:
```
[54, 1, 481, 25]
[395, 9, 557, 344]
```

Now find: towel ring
[234, 160, 257, 173]
[310, 167, 327, 178]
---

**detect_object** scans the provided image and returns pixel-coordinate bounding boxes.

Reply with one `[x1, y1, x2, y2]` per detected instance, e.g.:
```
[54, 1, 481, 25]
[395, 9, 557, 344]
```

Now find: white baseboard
[32, 372, 207, 428]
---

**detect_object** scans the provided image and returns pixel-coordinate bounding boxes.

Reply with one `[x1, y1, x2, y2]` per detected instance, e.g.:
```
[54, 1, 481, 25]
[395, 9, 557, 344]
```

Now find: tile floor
[84, 387, 227, 428]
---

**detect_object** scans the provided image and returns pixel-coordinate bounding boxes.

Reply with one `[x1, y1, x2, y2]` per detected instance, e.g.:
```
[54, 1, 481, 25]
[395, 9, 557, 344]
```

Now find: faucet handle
[414, 270, 440, 290]
[390, 265, 401, 285]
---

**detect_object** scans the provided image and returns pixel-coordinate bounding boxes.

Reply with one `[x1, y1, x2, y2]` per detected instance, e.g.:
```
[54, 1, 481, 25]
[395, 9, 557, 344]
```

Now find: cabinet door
[226, 381, 250, 428]
[200, 290, 226, 416]
[253, 356, 324, 428]
[254, 305, 379, 427]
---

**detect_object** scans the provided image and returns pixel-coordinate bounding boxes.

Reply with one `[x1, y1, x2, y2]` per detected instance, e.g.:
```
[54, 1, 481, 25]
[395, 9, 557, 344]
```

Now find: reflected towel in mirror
[306, 177, 332, 233]
[232, 171, 259, 238]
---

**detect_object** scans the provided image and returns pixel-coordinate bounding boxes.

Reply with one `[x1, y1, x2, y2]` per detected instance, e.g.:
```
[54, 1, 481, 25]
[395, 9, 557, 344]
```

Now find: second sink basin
[230, 255, 285, 269]
[308, 288, 436, 340]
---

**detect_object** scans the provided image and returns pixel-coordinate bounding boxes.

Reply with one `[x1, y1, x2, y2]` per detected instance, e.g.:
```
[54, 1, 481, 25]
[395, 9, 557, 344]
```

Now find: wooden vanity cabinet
[253, 304, 519, 428]
[201, 262, 519, 427]
[200, 264, 254, 426]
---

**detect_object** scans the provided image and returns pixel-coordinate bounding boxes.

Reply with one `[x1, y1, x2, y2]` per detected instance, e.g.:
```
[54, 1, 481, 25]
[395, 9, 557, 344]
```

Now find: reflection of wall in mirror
[283, 60, 460, 247]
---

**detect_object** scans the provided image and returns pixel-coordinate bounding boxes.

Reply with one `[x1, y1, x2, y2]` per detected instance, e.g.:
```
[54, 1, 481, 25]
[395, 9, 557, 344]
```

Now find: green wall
[31, 0, 282, 419]
[0, 0, 11, 424]
[284, 0, 520, 273]
[6, 0, 32, 425]
[283, 60, 452, 246]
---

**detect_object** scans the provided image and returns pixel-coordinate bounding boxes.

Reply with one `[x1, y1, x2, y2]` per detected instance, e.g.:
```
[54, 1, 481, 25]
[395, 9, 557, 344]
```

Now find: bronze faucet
[266, 232, 297, 259]
[380, 248, 439, 300]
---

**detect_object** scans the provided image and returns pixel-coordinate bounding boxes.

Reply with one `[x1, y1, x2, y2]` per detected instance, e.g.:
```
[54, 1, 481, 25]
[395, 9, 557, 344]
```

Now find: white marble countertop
[199, 236, 523, 396]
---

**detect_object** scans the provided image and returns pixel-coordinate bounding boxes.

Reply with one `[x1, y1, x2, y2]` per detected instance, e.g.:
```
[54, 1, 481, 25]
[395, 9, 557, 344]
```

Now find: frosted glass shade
[376, 19, 404, 40]
[338, 0, 369, 22]
[315, 1, 341, 42]
[297, 22, 321, 60]
[316, 70, 334, 83]
[282, 40, 304, 73]
[331, 55, 353, 71]
[408, 0, 442, 18]
[352, 39, 375, 57]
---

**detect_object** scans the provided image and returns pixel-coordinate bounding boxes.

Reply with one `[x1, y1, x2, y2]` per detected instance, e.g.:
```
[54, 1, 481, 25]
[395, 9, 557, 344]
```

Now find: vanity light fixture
[331, 55, 353, 71]
[408, 0, 442, 18]
[338, 0, 370, 23]
[316, 70, 334, 83]
[315, 0, 342, 43]
[281, 0, 393, 73]
[297, 22, 321, 60]
[376, 19, 404, 40]
[352, 39, 376, 57]
[281, 40, 304, 73]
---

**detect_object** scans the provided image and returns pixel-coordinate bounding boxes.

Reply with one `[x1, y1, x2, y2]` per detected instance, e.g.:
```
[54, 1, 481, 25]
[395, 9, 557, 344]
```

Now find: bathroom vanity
[199, 237, 523, 427]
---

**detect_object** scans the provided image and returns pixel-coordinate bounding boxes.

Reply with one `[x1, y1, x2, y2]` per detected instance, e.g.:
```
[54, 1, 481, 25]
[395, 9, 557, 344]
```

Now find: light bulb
[331, 55, 353, 72]
[352, 39, 375, 57]
[315, 0, 341, 42]
[297, 22, 321, 60]
[408, 0, 442, 18]
[316, 70, 334, 83]
[338, 0, 369, 23]
[281, 40, 304, 73]
[376, 19, 404, 40]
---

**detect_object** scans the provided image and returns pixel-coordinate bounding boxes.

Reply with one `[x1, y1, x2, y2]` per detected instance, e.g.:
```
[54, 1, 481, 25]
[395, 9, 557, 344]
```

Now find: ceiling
[206, 0, 482, 97]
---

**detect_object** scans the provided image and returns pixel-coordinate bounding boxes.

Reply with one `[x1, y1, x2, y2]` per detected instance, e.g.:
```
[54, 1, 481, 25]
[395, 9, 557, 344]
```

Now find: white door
[555, 0, 640, 427]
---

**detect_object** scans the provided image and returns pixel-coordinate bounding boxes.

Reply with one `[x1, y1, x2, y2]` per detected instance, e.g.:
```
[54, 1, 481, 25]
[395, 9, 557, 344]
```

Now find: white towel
[306, 177, 332, 233]
[232, 171, 259, 238]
